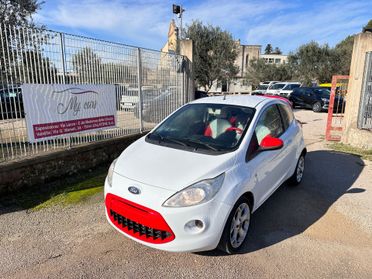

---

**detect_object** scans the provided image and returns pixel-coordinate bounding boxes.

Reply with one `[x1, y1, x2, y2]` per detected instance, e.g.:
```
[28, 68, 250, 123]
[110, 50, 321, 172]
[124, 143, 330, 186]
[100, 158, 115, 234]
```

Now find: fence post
[59, 33, 66, 84]
[136, 48, 144, 133]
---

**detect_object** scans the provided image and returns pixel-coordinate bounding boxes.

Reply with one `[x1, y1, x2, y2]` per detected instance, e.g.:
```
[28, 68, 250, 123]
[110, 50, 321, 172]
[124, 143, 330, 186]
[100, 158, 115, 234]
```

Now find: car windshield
[257, 84, 268, 90]
[270, 83, 286, 89]
[146, 103, 255, 154]
[315, 88, 330, 96]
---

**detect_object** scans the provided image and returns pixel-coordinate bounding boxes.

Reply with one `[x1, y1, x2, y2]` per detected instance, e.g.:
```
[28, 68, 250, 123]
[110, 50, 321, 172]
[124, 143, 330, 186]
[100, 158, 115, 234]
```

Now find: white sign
[21, 84, 117, 142]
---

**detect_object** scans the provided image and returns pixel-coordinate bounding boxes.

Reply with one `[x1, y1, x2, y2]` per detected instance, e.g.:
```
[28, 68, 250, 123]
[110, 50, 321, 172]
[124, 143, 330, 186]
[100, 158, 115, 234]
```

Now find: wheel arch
[241, 191, 254, 212]
[301, 147, 307, 157]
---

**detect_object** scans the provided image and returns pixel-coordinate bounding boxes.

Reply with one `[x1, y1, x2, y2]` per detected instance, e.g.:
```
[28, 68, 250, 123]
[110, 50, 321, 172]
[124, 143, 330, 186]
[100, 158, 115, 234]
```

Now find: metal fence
[358, 51, 372, 130]
[0, 24, 193, 163]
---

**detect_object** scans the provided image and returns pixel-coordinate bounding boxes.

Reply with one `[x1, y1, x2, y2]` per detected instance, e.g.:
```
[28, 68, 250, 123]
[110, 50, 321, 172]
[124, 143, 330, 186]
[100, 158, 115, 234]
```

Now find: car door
[303, 88, 316, 107]
[277, 103, 298, 178]
[290, 88, 304, 107]
[245, 104, 290, 209]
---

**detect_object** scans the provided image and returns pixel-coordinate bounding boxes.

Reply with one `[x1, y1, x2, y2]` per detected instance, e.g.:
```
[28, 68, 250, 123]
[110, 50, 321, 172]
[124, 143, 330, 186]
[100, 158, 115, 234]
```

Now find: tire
[288, 154, 305, 186]
[218, 197, 251, 254]
[312, 101, 322, 112]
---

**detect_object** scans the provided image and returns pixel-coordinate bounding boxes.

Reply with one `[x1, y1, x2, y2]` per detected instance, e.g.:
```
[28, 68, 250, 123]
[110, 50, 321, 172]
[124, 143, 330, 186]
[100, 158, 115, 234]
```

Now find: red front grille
[105, 193, 175, 244]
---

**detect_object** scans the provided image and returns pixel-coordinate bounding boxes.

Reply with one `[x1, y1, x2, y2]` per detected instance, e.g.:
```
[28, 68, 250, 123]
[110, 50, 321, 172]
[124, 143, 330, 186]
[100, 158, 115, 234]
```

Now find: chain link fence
[0, 24, 193, 163]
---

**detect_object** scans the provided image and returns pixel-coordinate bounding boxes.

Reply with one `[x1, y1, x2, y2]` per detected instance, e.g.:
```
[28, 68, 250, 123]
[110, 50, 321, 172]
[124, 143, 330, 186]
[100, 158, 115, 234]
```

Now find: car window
[288, 84, 300, 90]
[292, 88, 300, 95]
[270, 83, 286, 90]
[255, 105, 284, 144]
[314, 88, 330, 96]
[297, 88, 305, 95]
[147, 103, 256, 154]
[304, 88, 313, 95]
[278, 104, 294, 131]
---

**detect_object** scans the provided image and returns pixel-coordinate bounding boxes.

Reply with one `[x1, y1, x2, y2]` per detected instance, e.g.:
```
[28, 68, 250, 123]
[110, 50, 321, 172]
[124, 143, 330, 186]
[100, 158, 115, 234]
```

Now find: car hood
[114, 136, 237, 191]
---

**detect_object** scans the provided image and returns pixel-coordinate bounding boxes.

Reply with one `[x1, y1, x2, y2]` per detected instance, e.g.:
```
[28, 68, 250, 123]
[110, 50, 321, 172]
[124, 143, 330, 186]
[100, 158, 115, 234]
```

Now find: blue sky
[34, 0, 371, 54]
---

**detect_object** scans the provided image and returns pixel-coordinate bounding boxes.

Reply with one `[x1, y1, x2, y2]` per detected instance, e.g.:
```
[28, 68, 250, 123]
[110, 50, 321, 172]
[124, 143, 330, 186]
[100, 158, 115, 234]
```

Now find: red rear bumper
[105, 193, 175, 244]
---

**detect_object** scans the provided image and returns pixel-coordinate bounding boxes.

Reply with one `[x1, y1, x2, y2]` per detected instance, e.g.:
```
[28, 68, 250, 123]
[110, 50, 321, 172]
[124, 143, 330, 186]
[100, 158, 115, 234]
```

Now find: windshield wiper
[149, 133, 188, 147]
[184, 138, 220, 151]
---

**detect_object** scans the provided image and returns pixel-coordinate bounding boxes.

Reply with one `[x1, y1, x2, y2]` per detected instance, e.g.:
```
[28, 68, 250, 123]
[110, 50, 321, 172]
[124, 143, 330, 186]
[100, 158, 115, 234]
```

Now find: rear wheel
[218, 197, 251, 254]
[312, 101, 322, 112]
[288, 154, 305, 186]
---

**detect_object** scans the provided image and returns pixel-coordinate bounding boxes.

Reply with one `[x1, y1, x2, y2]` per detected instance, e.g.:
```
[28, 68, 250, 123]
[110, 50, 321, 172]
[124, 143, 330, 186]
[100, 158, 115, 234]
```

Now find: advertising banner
[21, 84, 116, 142]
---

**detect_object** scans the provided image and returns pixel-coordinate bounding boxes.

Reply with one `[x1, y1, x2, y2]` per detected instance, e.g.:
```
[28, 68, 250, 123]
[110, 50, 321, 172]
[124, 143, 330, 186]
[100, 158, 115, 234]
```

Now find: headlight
[321, 98, 329, 103]
[107, 159, 118, 187]
[163, 173, 225, 207]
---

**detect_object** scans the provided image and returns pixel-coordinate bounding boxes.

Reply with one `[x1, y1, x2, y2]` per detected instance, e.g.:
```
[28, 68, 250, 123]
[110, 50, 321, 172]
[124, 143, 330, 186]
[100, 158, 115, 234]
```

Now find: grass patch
[32, 174, 105, 211]
[0, 167, 107, 212]
[328, 143, 372, 161]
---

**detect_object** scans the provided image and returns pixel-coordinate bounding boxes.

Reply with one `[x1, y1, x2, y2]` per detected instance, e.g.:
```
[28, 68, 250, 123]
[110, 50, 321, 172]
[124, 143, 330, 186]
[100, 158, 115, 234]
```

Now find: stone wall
[342, 32, 372, 149]
[0, 133, 144, 195]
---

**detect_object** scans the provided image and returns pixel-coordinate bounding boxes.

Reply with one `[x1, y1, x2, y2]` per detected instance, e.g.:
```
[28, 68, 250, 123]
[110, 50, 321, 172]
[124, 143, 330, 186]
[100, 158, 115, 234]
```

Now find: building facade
[208, 42, 261, 94]
[260, 54, 288, 65]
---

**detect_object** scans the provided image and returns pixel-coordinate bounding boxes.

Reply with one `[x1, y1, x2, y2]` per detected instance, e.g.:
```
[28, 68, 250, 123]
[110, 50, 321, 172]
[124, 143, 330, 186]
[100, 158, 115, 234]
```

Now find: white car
[105, 95, 306, 254]
[266, 82, 301, 96]
[251, 81, 279, 95]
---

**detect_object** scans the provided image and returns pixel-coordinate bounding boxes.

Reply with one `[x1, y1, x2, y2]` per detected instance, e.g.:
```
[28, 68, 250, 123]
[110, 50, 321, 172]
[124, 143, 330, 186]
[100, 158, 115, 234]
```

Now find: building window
[268, 58, 274, 64]
[242, 80, 250, 86]
[275, 58, 281, 64]
[221, 81, 228, 92]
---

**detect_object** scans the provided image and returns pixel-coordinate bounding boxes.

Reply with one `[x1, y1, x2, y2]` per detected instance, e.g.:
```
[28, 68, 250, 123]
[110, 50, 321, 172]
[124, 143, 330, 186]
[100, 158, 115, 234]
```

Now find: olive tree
[186, 21, 239, 92]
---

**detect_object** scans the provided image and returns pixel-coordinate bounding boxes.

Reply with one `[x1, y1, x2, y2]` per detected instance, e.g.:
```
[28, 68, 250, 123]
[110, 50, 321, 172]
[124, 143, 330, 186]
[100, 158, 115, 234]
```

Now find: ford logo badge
[128, 186, 141, 195]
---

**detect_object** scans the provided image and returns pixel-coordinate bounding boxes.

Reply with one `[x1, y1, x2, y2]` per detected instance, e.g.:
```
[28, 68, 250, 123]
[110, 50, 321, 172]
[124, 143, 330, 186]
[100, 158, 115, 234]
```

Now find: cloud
[36, 0, 171, 48]
[34, 0, 372, 52]
[245, 0, 371, 52]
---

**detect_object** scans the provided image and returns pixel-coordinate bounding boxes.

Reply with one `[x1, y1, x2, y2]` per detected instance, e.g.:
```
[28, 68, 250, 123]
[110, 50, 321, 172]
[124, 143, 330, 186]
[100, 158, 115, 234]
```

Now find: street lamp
[172, 4, 185, 39]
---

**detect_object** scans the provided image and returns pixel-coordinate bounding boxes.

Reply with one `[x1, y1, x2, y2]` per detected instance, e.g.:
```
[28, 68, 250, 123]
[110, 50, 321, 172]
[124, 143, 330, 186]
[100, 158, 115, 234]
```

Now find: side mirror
[259, 135, 283, 151]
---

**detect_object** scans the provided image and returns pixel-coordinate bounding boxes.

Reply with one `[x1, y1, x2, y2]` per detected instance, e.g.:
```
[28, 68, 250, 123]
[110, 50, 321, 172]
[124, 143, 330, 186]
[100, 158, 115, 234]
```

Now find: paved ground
[1, 109, 372, 279]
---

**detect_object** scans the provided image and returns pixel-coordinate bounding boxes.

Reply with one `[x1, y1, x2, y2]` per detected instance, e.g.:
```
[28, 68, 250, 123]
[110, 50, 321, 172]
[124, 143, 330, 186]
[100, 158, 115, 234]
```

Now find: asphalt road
[1, 109, 372, 279]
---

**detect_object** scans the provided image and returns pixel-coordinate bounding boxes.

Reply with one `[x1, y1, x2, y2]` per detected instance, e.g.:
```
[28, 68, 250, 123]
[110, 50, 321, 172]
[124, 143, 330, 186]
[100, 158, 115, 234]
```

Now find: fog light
[184, 219, 205, 233]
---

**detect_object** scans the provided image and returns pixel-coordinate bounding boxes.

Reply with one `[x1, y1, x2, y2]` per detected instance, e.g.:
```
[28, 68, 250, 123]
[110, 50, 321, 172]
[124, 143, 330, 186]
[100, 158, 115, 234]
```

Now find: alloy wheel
[229, 203, 250, 248]
[296, 156, 305, 182]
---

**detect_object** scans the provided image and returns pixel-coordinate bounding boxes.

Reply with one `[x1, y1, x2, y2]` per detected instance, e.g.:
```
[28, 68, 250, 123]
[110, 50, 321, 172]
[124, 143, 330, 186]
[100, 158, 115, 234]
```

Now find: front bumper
[104, 174, 232, 252]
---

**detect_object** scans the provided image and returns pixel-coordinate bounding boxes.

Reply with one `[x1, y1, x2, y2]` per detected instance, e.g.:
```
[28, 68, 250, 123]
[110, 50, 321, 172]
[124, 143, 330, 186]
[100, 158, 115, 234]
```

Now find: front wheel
[312, 101, 322, 112]
[288, 154, 305, 186]
[218, 197, 251, 254]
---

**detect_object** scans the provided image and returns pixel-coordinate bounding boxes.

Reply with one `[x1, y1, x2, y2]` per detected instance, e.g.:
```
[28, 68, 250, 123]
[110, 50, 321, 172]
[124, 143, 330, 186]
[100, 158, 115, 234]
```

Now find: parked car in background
[251, 81, 279, 95]
[289, 87, 345, 112]
[263, 95, 293, 107]
[105, 95, 306, 254]
[118, 85, 160, 112]
[0, 86, 24, 120]
[134, 86, 183, 122]
[195, 90, 209, 99]
[265, 82, 301, 96]
[251, 84, 269, 95]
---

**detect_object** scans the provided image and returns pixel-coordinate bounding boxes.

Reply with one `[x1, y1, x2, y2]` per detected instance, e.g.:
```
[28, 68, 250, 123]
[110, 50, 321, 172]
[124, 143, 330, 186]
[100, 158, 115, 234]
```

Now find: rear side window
[278, 104, 294, 131]
[292, 88, 302, 95]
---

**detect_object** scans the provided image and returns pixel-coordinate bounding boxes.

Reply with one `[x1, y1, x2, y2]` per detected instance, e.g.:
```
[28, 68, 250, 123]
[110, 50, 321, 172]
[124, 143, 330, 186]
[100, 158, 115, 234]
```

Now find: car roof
[190, 95, 279, 108]
[295, 87, 327, 90]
